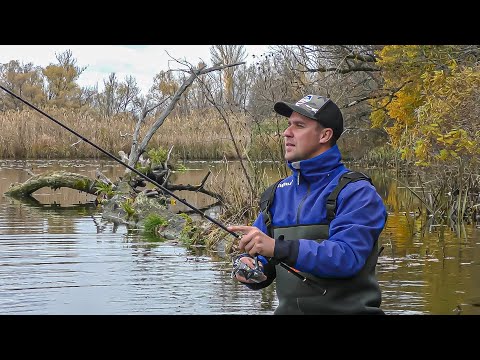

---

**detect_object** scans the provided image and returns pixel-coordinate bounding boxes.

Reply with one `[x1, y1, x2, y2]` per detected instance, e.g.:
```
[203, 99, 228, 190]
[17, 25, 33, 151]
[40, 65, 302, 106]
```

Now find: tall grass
[0, 108, 285, 161]
[385, 162, 480, 234]
[358, 145, 400, 168]
[153, 109, 252, 160]
[0, 108, 134, 159]
[199, 159, 277, 253]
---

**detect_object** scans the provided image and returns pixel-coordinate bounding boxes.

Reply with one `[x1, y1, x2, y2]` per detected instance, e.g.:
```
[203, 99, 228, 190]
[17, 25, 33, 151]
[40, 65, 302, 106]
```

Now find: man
[228, 94, 387, 315]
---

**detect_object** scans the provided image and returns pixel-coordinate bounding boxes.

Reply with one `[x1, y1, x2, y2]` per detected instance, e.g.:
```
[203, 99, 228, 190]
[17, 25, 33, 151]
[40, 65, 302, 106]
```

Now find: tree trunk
[4, 170, 103, 198]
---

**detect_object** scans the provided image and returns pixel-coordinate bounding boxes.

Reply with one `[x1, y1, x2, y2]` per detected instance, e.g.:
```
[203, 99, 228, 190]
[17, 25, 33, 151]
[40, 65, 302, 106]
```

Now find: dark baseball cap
[274, 94, 344, 140]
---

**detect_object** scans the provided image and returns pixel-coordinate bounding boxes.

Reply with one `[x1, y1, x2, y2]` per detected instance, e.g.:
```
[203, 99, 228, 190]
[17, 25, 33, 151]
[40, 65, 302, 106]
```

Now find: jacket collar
[287, 144, 345, 182]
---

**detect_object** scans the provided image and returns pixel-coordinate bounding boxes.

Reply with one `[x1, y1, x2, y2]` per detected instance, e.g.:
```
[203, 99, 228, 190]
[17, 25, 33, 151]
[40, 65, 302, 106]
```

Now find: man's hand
[227, 225, 275, 258]
[232, 256, 267, 283]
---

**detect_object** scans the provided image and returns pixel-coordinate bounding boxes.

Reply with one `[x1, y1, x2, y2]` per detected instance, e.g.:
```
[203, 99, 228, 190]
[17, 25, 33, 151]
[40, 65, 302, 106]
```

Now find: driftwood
[3, 170, 221, 241]
[5, 169, 223, 204]
[4, 170, 104, 198]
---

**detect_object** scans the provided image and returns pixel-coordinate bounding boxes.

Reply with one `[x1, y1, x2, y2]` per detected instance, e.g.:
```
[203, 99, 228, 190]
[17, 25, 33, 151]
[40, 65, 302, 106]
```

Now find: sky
[0, 45, 272, 95]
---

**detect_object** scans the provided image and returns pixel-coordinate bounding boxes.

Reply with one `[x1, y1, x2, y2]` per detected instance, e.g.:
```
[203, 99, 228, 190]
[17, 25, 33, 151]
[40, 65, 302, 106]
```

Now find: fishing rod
[0, 84, 235, 236]
[0, 84, 320, 288]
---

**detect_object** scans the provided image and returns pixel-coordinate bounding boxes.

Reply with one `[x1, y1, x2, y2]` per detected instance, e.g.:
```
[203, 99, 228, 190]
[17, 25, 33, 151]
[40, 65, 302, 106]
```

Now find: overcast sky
[0, 45, 272, 95]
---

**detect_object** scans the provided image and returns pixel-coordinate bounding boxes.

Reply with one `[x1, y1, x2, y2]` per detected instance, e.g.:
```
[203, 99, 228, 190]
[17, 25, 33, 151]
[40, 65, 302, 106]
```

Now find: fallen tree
[4, 170, 101, 198]
[3, 59, 243, 243]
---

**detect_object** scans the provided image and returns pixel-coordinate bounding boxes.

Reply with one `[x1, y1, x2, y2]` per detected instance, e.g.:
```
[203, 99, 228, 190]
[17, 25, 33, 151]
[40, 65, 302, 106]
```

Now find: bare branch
[166, 183, 224, 203]
[119, 132, 132, 138]
[296, 64, 380, 74]
[345, 53, 377, 63]
[345, 93, 389, 108]
[142, 95, 171, 119]
[128, 61, 245, 167]
[198, 170, 211, 190]
[196, 74, 255, 195]
[161, 168, 171, 187]
[164, 145, 174, 169]
[128, 95, 170, 167]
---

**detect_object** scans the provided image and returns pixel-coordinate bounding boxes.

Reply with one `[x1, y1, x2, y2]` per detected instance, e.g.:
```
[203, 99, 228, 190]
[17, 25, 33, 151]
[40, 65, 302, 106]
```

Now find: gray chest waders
[260, 171, 385, 315]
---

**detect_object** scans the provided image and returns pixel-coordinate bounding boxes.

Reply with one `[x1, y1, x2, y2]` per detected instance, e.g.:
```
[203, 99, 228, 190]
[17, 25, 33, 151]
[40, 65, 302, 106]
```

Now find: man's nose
[283, 126, 292, 137]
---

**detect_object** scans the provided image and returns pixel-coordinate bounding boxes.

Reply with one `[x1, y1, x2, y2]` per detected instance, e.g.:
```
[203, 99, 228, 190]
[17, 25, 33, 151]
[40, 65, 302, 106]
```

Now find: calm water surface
[1, 159, 479, 315]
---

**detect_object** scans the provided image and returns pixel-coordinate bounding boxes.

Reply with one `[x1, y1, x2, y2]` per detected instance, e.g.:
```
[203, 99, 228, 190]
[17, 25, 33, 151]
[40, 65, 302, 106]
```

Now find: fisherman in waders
[228, 94, 387, 315]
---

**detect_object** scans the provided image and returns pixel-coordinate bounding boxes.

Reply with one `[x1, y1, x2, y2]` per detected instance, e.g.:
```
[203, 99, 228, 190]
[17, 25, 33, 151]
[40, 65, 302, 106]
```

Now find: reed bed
[151, 109, 251, 160]
[357, 145, 400, 168]
[0, 108, 284, 161]
[0, 108, 133, 159]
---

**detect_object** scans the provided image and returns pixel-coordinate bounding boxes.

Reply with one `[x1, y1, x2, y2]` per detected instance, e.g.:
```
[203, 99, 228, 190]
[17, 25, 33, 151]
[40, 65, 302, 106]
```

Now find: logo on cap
[295, 95, 320, 113]
[295, 95, 312, 106]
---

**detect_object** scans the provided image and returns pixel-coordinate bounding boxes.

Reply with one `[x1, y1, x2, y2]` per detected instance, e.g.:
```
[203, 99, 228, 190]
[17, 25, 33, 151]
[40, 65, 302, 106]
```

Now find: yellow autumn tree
[0, 60, 45, 110]
[370, 45, 480, 166]
[42, 50, 85, 109]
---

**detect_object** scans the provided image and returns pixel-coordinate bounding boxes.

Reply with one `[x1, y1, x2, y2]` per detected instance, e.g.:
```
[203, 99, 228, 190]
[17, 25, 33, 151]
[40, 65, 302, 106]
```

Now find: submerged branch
[4, 171, 103, 198]
[4, 170, 224, 205]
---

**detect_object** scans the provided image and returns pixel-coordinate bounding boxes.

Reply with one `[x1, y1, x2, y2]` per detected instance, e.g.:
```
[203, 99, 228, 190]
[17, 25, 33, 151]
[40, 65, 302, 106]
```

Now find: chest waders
[260, 171, 385, 315]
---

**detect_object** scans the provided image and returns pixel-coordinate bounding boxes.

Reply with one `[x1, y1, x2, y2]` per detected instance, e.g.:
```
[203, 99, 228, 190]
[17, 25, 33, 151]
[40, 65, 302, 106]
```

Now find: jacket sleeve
[240, 213, 277, 290]
[275, 180, 387, 278]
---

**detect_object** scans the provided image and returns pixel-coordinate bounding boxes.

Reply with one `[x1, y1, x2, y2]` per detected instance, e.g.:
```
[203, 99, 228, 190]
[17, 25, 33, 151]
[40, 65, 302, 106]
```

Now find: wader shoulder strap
[260, 178, 284, 236]
[260, 171, 373, 235]
[326, 171, 373, 222]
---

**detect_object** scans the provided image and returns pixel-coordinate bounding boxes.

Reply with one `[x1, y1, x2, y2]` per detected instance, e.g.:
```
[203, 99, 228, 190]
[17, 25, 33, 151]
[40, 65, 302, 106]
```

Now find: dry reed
[0, 108, 280, 161]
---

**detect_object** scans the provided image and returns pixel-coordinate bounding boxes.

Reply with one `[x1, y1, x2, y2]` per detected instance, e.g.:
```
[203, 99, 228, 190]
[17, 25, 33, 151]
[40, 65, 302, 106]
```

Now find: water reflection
[0, 159, 479, 314]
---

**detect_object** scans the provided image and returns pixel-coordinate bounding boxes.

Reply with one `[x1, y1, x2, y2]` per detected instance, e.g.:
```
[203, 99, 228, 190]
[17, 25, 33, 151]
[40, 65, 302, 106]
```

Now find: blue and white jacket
[254, 144, 387, 279]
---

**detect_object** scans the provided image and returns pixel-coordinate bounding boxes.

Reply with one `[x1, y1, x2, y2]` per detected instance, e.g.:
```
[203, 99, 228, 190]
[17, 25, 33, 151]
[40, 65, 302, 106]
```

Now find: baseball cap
[274, 94, 344, 140]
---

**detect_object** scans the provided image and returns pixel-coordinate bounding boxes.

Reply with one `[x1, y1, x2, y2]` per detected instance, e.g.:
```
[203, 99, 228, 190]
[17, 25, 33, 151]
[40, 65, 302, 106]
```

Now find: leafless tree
[125, 58, 246, 169]
[210, 45, 247, 106]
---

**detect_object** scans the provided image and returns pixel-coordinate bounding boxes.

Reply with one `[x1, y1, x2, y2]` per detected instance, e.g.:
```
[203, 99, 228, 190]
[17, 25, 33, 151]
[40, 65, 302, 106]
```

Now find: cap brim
[274, 101, 316, 120]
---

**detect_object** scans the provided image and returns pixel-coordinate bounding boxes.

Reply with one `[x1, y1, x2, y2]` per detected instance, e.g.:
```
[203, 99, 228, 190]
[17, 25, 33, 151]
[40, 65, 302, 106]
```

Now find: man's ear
[319, 128, 334, 144]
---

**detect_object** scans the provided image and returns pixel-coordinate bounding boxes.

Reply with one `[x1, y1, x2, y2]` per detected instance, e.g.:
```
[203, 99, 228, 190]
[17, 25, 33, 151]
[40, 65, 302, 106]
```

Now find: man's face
[283, 112, 327, 162]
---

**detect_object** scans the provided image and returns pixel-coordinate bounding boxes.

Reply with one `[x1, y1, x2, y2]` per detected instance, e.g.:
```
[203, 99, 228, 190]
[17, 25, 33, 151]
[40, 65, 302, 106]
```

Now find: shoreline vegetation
[0, 107, 389, 163]
[1, 108, 478, 256]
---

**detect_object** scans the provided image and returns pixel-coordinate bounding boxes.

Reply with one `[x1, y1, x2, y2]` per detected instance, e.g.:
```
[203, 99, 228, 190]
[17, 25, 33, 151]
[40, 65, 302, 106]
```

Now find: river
[1, 159, 479, 315]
